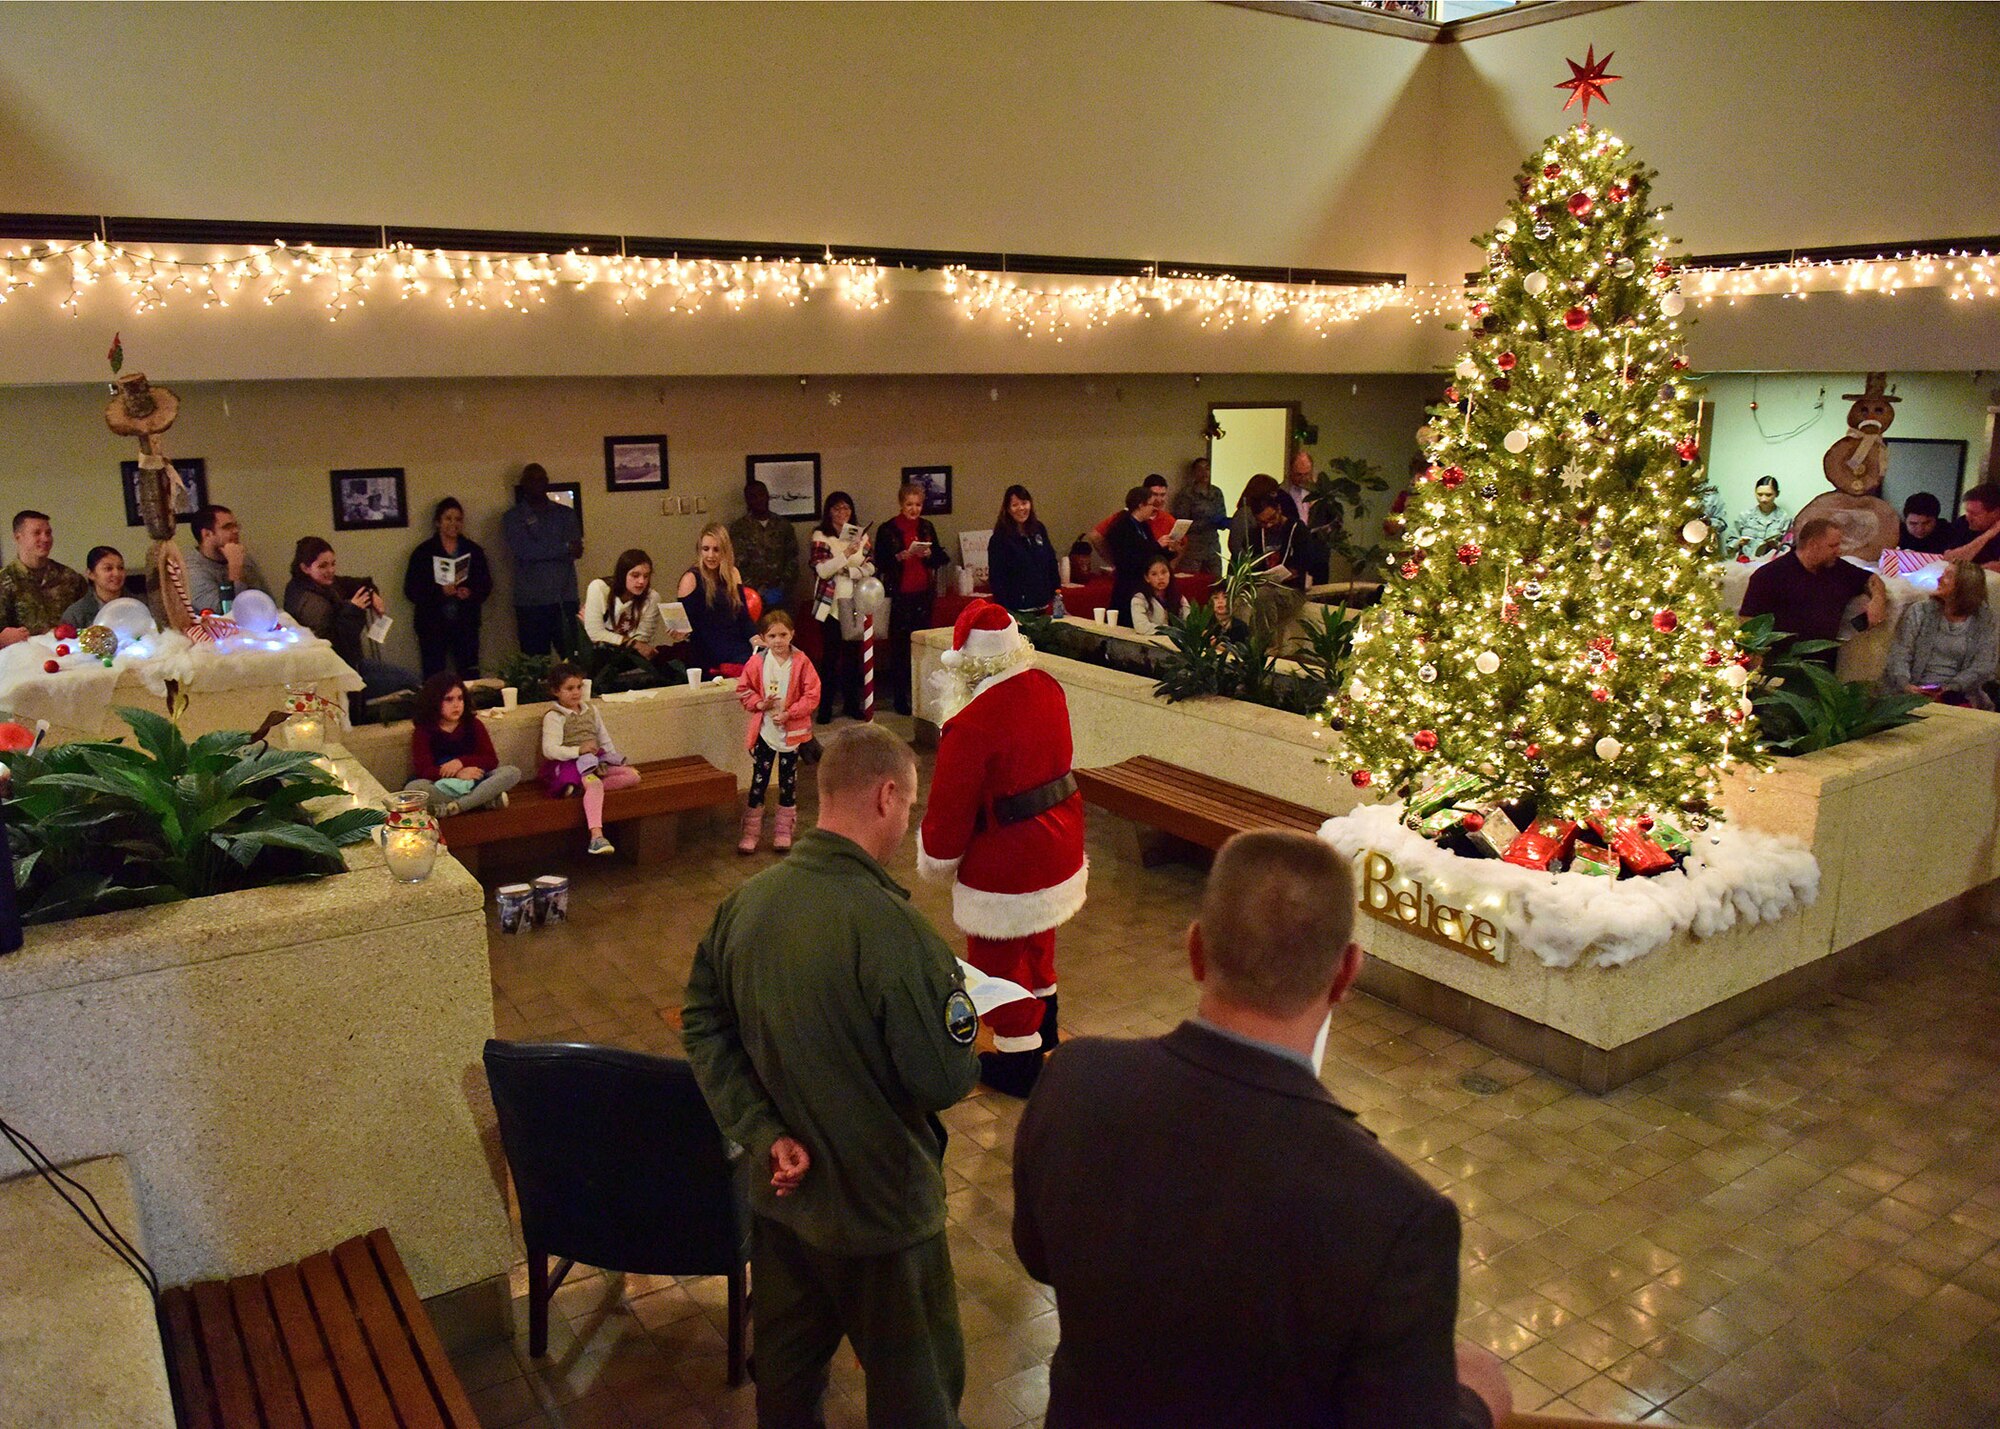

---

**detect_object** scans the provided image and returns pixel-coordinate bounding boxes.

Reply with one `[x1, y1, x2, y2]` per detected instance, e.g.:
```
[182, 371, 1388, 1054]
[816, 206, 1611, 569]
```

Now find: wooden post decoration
[1794, 371, 1903, 560]
[102, 336, 198, 633]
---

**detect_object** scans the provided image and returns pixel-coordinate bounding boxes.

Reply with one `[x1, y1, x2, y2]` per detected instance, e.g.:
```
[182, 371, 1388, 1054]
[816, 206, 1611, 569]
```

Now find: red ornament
[1351, 769, 1373, 789]
[1564, 305, 1591, 331]
[1456, 543, 1481, 566]
[1471, 300, 1491, 317]
[1462, 812, 1486, 833]
[53, 624, 76, 640]
[1638, 816, 1655, 830]
[1542, 162, 1562, 179]
[200, 608, 215, 619]
[1671, 356, 1689, 371]
[1608, 182, 1630, 203]
[1676, 438, 1700, 462]
[1497, 351, 1517, 371]
[1735, 653, 1756, 668]
[1729, 707, 1747, 725]
[1400, 560, 1421, 581]
[1556, 45, 1621, 116]
[1654, 260, 1673, 278]
[1653, 609, 1679, 633]
[54, 644, 69, 656]
[1441, 466, 1467, 489]
[42, 660, 59, 674]
[1444, 384, 1458, 403]
[1525, 743, 1542, 759]
[1567, 191, 1594, 218]
[1702, 649, 1723, 667]
[1592, 687, 1610, 702]
[1501, 602, 1521, 625]
[1413, 730, 1439, 752]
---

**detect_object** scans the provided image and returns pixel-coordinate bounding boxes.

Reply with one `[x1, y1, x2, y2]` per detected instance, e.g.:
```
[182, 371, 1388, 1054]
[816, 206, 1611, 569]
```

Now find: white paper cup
[501, 686, 518, 709]
[581, 678, 593, 699]
[1058, 557, 1071, 585]
[686, 668, 702, 686]
[1093, 607, 1108, 625]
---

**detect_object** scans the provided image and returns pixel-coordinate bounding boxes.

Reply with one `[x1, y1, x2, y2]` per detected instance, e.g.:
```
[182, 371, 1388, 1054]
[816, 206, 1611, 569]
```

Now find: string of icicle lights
[0, 236, 1992, 331]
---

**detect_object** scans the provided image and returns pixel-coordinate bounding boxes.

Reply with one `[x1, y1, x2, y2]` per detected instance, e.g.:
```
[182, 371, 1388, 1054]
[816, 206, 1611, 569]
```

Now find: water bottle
[217, 579, 236, 615]
[1052, 589, 1067, 620]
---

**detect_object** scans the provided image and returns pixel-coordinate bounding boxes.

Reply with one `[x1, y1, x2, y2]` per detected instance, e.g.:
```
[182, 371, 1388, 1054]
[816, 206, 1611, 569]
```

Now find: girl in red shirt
[404, 673, 523, 816]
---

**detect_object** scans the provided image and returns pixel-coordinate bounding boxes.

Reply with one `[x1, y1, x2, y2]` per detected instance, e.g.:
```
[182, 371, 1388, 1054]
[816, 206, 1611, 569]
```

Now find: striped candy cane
[861, 614, 876, 722]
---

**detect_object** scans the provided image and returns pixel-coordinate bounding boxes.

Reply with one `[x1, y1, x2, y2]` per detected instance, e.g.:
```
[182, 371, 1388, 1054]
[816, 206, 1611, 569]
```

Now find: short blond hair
[1946, 560, 1990, 618]
[817, 724, 917, 802]
[1199, 832, 1356, 1015]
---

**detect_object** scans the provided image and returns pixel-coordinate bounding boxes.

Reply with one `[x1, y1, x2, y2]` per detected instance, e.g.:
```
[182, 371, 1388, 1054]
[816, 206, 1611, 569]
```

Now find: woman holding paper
[875, 479, 951, 715]
[285, 536, 421, 718]
[402, 497, 493, 679]
[583, 548, 682, 673]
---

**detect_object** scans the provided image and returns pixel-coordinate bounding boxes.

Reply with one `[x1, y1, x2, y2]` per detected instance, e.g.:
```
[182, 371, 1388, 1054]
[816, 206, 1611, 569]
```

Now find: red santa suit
[919, 603, 1087, 1086]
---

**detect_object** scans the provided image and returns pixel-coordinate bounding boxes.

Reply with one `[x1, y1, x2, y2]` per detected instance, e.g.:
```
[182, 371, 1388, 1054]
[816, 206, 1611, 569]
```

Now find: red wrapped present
[1587, 814, 1674, 876]
[1502, 818, 1577, 870]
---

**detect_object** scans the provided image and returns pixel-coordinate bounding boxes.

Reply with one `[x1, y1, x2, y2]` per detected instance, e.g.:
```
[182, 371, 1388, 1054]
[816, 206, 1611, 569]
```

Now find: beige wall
[0, 370, 1435, 669]
[0, 3, 1995, 379]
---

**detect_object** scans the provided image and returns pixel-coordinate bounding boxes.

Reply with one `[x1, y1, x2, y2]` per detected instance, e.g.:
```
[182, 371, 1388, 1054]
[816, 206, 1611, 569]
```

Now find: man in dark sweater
[1012, 831, 1509, 1429]
[1740, 516, 1887, 666]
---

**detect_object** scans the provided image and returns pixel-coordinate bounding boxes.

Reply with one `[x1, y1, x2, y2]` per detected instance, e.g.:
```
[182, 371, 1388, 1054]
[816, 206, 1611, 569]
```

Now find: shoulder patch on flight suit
[944, 988, 979, 1045]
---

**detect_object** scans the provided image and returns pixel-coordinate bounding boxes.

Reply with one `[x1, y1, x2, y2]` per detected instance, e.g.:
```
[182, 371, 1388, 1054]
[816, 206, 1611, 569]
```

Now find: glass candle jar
[378, 789, 439, 883]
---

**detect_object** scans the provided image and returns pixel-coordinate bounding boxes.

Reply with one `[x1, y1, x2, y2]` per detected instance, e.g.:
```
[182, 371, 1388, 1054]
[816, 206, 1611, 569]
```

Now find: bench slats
[226, 1274, 308, 1429]
[441, 754, 736, 850]
[160, 1282, 220, 1429]
[299, 1250, 402, 1426]
[366, 1229, 483, 1429]
[332, 1237, 448, 1429]
[262, 1263, 352, 1429]
[189, 1279, 263, 1429]
[1075, 756, 1325, 850]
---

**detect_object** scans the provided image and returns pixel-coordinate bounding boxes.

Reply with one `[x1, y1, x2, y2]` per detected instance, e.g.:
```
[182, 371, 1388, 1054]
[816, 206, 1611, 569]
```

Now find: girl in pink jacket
[735, 609, 822, 853]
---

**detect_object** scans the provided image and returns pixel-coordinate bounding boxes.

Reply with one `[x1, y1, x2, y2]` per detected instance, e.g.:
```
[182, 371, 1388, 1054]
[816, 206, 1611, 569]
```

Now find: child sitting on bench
[539, 661, 640, 855]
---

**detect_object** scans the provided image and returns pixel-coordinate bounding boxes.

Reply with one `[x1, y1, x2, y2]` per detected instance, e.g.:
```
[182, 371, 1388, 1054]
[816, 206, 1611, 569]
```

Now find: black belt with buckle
[982, 772, 1078, 830]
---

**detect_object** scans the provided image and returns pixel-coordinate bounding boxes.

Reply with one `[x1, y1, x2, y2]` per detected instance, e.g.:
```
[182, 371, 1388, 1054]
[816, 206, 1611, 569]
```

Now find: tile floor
[453, 718, 2000, 1428]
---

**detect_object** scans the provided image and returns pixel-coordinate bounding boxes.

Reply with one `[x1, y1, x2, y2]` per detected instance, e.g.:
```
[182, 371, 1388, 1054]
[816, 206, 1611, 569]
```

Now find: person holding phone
[1881, 560, 1998, 706]
[284, 536, 421, 719]
[874, 480, 950, 716]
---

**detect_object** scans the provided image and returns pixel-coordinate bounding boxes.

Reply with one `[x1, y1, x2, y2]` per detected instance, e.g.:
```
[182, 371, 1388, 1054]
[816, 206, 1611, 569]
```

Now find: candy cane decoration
[861, 614, 876, 722]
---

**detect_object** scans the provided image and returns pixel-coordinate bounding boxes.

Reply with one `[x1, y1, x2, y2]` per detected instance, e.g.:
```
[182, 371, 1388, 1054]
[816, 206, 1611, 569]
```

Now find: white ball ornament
[1722, 663, 1750, 689]
[1502, 428, 1531, 454]
[1474, 651, 1501, 676]
[1595, 736, 1623, 762]
[1738, 697, 1755, 717]
[95, 597, 157, 645]
[229, 588, 280, 633]
[1523, 272, 1550, 297]
[1456, 356, 1479, 380]
[1661, 290, 1686, 317]
[1418, 663, 1437, 684]
[1682, 518, 1712, 545]
[1348, 678, 1367, 702]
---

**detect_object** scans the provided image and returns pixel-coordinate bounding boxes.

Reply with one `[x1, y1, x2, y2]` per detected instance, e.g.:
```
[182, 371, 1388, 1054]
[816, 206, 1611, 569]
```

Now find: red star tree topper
[1557, 46, 1621, 116]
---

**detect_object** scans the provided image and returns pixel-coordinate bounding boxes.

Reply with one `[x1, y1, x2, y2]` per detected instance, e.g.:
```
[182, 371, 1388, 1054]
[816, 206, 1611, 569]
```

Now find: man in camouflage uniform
[0, 510, 86, 644]
[684, 724, 979, 1429]
[729, 478, 802, 615]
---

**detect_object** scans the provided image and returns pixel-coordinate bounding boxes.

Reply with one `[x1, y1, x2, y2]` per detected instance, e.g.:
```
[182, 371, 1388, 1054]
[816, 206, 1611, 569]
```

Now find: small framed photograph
[330, 468, 410, 531]
[546, 480, 585, 533]
[121, 457, 208, 527]
[604, 434, 669, 492]
[748, 453, 822, 522]
[904, 465, 952, 516]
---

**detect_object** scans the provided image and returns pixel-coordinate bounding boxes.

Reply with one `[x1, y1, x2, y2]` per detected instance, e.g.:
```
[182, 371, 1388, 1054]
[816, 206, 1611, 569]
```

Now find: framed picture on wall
[603, 434, 669, 492]
[545, 480, 585, 532]
[330, 468, 409, 531]
[120, 457, 207, 527]
[748, 453, 822, 521]
[903, 465, 952, 516]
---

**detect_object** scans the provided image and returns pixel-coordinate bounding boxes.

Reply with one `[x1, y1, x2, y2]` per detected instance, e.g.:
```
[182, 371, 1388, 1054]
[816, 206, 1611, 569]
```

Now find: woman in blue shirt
[988, 484, 1060, 615]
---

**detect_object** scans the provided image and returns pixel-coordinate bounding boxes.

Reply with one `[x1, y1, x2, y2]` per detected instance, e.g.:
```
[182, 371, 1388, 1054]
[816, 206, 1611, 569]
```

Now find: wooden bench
[440, 754, 737, 874]
[159, 1228, 478, 1429]
[1074, 755, 1325, 863]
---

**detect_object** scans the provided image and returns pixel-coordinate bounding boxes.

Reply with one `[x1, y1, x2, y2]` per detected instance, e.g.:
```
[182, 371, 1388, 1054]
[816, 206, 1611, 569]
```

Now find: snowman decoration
[1794, 371, 1902, 561]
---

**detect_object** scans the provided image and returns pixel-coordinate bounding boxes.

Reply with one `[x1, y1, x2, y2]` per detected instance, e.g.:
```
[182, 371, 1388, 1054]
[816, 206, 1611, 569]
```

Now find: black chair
[482, 1040, 751, 1382]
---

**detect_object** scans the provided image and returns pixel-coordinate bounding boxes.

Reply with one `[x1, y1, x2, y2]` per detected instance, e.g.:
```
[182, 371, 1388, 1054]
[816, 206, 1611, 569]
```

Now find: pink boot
[737, 805, 764, 854]
[773, 806, 797, 852]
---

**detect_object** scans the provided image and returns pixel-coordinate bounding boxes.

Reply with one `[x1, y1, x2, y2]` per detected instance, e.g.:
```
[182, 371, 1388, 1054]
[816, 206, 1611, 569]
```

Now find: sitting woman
[283, 537, 422, 717]
[539, 660, 641, 856]
[1882, 560, 1999, 707]
[1129, 555, 1187, 636]
[61, 546, 127, 628]
[583, 547, 678, 672]
[677, 523, 757, 677]
[403, 673, 521, 816]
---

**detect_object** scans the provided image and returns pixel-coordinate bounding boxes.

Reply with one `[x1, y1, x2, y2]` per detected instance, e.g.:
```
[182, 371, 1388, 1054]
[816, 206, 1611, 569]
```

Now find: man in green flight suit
[683, 724, 980, 1429]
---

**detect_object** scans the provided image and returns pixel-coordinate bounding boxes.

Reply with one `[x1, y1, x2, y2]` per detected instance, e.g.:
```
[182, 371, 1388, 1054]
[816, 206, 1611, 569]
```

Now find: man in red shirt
[1088, 475, 1179, 561]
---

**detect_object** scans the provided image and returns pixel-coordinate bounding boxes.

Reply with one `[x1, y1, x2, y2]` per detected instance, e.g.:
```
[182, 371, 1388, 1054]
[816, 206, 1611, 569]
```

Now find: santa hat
[940, 599, 1026, 669]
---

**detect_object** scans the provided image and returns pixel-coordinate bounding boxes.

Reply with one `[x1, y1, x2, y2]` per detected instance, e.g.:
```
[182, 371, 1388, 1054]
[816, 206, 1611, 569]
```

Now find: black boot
[978, 1049, 1043, 1099]
[1037, 994, 1059, 1055]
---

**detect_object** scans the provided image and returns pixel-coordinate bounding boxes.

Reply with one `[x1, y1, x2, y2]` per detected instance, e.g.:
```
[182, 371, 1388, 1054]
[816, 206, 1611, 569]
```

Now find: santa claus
[918, 600, 1087, 1096]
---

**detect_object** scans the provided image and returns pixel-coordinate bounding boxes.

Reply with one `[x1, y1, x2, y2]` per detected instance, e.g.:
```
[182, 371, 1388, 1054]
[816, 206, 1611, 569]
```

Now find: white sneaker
[496, 792, 510, 810]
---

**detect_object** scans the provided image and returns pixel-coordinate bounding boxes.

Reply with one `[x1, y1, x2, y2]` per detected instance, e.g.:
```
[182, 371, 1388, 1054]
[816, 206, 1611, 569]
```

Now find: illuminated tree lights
[1338, 122, 1764, 825]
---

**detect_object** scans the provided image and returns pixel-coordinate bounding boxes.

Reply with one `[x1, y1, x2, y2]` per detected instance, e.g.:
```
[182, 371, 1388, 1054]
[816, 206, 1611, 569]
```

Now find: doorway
[1207, 403, 1297, 524]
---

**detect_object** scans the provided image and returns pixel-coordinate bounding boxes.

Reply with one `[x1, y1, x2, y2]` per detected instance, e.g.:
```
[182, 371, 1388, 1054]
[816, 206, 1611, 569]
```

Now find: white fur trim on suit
[951, 859, 1089, 939]
[940, 658, 1033, 727]
[992, 1032, 1043, 1053]
[916, 828, 962, 882]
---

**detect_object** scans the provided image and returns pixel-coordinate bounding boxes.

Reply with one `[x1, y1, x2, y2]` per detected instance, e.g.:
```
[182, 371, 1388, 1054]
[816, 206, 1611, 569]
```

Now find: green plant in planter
[3, 708, 384, 925]
[495, 649, 557, 701]
[557, 614, 679, 693]
[1288, 603, 1361, 708]
[1305, 454, 1392, 582]
[1736, 614, 1927, 754]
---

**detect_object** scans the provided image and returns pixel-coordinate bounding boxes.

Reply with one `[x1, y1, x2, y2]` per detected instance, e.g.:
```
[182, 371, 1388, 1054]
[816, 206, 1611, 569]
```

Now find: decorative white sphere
[95, 597, 157, 645]
[1523, 272, 1550, 297]
[1661, 290, 1686, 317]
[1411, 528, 1435, 548]
[1595, 736, 1623, 761]
[1682, 518, 1712, 545]
[1456, 356, 1479, 380]
[1502, 428, 1531, 454]
[852, 575, 888, 619]
[1474, 651, 1501, 676]
[1738, 697, 1755, 718]
[229, 588, 280, 633]
[1722, 663, 1751, 689]
[1348, 678, 1367, 702]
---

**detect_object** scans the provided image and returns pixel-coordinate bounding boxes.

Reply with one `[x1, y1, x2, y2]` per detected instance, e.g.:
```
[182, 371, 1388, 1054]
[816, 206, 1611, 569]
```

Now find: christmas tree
[1338, 85, 1754, 829]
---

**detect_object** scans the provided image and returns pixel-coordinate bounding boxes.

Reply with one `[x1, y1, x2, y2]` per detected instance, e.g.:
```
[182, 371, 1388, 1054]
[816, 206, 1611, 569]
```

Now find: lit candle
[286, 714, 324, 751]
[383, 828, 437, 883]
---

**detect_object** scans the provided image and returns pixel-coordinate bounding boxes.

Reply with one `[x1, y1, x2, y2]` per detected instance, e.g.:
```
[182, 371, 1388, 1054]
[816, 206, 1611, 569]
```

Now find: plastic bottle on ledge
[1052, 589, 1067, 621]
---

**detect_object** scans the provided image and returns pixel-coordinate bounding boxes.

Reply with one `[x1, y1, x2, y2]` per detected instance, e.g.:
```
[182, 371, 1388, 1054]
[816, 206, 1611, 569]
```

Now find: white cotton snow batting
[1318, 803, 1818, 969]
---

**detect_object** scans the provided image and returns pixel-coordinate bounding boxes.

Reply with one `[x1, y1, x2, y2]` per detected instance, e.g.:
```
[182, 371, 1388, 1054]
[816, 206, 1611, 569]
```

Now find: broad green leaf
[114, 706, 189, 773]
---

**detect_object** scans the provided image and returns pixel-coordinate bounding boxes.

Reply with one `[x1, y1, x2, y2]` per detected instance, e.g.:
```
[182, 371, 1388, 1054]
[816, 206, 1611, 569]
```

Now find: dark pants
[748, 740, 799, 808]
[887, 591, 933, 711]
[416, 612, 482, 679]
[752, 1217, 965, 1429]
[514, 603, 566, 657]
[817, 617, 865, 720]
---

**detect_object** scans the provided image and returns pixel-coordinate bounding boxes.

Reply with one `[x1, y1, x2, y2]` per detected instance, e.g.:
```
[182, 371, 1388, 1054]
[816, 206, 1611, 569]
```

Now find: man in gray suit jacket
[1012, 831, 1510, 1429]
